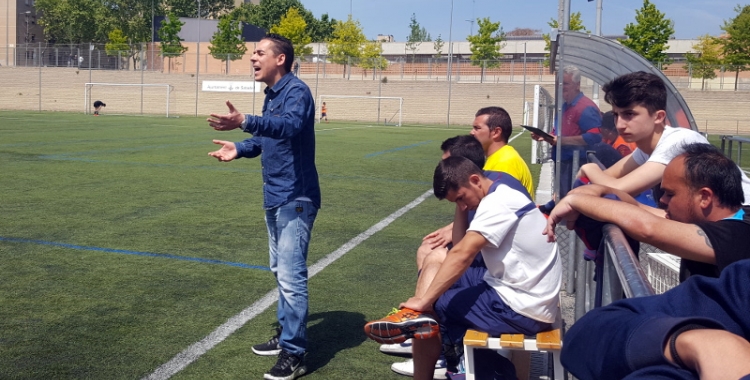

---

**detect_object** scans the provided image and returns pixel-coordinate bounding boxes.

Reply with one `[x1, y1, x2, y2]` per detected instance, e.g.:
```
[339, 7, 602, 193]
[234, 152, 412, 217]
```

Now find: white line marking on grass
[142, 189, 436, 380]
[508, 130, 524, 143]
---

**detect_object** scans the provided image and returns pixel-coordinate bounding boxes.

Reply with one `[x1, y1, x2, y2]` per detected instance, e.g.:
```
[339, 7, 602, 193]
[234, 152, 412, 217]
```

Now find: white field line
[142, 189, 435, 380]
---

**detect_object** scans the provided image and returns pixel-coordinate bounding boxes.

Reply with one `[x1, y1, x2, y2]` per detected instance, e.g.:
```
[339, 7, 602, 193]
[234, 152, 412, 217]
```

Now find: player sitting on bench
[364, 156, 561, 380]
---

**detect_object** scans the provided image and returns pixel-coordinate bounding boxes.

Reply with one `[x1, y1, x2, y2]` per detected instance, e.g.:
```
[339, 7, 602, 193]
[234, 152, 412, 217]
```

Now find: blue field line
[0, 236, 270, 271]
[364, 140, 433, 158]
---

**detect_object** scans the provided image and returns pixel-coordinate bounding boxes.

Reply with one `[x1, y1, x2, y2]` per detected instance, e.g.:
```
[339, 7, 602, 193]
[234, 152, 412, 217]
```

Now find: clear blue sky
[300, 0, 744, 41]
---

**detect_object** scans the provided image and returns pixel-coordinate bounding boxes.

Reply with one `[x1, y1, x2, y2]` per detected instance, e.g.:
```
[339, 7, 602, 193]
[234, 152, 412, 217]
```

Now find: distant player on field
[320, 102, 328, 123]
[93, 100, 106, 116]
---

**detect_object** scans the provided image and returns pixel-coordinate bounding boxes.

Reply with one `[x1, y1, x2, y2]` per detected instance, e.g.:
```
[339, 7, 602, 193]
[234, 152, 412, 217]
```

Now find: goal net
[531, 85, 555, 164]
[84, 83, 173, 117]
[318, 95, 403, 126]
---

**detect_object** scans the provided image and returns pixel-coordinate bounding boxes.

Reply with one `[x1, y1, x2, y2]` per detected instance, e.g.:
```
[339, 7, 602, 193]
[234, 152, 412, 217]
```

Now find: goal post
[84, 83, 173, 117]
[318, 95, 403, 126]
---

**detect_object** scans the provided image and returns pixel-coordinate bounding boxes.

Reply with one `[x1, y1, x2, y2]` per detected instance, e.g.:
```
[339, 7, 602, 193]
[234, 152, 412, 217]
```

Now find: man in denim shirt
[207, 33, 320, 380]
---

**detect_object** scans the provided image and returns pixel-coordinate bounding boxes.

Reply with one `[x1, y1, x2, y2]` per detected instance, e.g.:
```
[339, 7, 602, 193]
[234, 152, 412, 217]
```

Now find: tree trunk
[735, 69, 740, 91]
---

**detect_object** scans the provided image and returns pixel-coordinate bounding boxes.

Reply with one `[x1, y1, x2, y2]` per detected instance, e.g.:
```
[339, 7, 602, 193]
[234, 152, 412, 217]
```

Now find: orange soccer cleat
[364, 308, 440, 344]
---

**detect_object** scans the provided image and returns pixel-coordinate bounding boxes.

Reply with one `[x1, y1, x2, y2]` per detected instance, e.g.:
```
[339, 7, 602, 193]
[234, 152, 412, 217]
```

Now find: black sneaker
[252, 328, 282, 356]
[263, 350, 306, 380]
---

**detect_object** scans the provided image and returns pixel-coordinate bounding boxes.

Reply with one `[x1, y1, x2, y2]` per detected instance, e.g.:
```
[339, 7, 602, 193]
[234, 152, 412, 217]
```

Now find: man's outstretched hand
[208, 140, 238, 162]
[208, 100, 245, 131]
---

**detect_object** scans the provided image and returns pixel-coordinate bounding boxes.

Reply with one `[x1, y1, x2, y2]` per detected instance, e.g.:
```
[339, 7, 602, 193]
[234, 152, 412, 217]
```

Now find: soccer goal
[84, 83, 173, 117]
[531, 85, 555, 164]
[318, 95, 403, 126]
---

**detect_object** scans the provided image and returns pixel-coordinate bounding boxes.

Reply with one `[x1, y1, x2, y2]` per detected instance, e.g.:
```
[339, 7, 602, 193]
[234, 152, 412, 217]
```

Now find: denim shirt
[235, 72, 321, 210]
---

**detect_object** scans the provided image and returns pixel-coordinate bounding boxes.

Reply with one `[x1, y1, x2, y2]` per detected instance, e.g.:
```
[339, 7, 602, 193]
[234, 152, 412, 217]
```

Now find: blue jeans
[265, 200, 318, 357]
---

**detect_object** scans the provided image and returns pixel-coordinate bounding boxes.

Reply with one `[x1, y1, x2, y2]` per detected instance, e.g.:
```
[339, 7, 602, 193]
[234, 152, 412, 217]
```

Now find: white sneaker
[379, 339, 413, 356]
[390, 358, 447, 379]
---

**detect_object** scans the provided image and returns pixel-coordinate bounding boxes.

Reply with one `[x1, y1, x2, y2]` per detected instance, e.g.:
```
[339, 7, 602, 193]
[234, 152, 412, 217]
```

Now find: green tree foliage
[158, 13, 188, 72]
[433, 34, 444, 60]
[270, 7, 313, 57]
[405, 13, 431, 63]
[327, 16, 366, 77]
[621, 0, 674, 65]
[308, 14, 337, 43]
[542, 12, 589, 66]
[166, 0, 234, 19]
[231, 0, 336, 42]
[105, 28, 130, 67]
[35, 0, 109, 44]
[209, 16, 247, 73]
[720, 5, 750, 91]
[467, 17, 505, 82]
[685, 35, 722, 90]
[103, 0, 152, 68]
[359, 40, 388, 77]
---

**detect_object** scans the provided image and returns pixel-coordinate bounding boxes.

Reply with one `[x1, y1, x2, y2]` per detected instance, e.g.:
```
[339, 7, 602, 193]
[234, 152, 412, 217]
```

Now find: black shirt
[680, 206, 750, 281]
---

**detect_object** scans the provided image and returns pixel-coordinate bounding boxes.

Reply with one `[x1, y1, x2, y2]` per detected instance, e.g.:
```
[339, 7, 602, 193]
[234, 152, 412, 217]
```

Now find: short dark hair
[475, 106, 512, 143]
[440, 135, 485, 169]
[600, 111, 616, 133]
[681, 143, 744, 208]
[433, 156, 484, 200]
[602, 71, 666, 116]
[263, 33, 294, 73]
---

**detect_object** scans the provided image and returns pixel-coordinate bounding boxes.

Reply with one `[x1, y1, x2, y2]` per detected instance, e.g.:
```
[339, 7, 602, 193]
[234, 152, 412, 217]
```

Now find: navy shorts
[434, 266, 552, 344]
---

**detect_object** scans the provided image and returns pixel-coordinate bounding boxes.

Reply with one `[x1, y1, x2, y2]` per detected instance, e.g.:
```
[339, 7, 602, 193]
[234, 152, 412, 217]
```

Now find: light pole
[151, 0, 154, 70]
[446, 0, 454, 125]
[466, 19, 474, 36]
[195, 0, 201, 117]
[522, 41, 527, 113]
[22, 11, 31, 43]
[349, 0, 352, 18]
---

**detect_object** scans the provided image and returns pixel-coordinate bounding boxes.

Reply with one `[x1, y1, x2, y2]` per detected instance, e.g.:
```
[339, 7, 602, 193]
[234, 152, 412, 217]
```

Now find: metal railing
[572, 153, 656, 322]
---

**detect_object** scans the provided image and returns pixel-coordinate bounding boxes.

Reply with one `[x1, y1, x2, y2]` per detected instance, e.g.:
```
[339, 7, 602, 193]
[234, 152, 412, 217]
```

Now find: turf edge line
[142, 189, 436, 380]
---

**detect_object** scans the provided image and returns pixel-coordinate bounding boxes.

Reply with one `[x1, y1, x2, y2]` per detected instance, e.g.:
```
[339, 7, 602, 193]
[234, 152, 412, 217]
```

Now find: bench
[463, 324, 564, 380]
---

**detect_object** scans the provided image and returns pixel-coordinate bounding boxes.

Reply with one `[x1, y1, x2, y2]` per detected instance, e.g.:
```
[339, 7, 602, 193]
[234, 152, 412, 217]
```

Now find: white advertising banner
[202, 81, 261, 93]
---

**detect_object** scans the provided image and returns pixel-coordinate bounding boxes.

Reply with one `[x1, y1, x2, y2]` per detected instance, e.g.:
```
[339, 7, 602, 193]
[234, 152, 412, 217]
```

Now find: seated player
[380, 135, 486, 362]
[365, 156, 561, 380]
[544, 143, 750, 281]
[561, 259, 750, 380]
[93, 100, 106, 116]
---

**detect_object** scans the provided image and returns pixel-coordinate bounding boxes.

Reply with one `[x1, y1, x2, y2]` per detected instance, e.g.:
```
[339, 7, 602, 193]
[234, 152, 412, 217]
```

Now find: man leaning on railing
[543, 142, 750, 282]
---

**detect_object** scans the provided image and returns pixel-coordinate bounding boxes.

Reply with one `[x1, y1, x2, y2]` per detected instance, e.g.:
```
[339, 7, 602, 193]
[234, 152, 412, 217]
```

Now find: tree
[230, 0, 335, 42]
[359, 40, 388, 78]
[466, 17, 505, 82]
[621, 0, 674, 66]
[720, 5, 750, 91]
[542, 12, 589, 66]
[270, 7, 313, 58]
[327, 16, 366, 78]
[103, 0, 152, 69]
[166, 0, 234, 19]
[105, 29, 130, 68]
[209, 16, 247, 74]
[308, 13, 337, 43]
[158, 13, 188, 73]
[507, 28, 541, 37]
[36, 0, 108, 44]
[405, 13, 431, 63]
[684, 35, 722, 90]
[433, 34, 444, 60]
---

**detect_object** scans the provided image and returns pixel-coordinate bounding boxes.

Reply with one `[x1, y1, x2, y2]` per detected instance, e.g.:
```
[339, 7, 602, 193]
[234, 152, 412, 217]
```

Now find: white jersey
[468, 184, 561, 323]
[632, 126, 750, 206]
